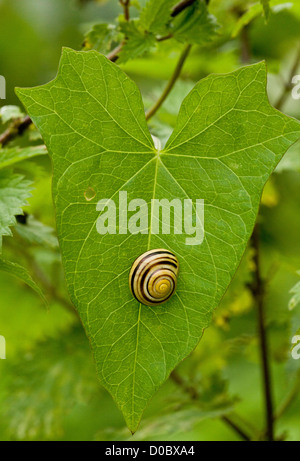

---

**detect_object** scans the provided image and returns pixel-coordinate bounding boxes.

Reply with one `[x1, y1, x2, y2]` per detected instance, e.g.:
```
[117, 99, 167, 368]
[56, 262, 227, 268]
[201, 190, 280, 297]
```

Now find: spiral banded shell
[129, 249, 179, 307]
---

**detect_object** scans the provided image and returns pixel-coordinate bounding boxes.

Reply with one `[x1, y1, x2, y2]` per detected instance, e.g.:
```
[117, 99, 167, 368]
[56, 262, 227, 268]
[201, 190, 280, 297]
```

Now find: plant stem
[251, 223, 274, 441]
[221, 415, 251, 441]
[0, 115, 32, 147]
[275, 44, 300, 110]
[170, 371, 252, 441]
[171, 0, 197, 17]
[157, 33, 174, 42]
[120, 0, 130, 21]
[275, 373, 300, 420]
[107, 42, 125, 62]
[107, 0, 196, 62]
[32, 260, 79, 317]
[258, 374, 300, 440]
[8, 237, 78, 318]
[0, 0, 198, 144]
[145, 44, 192, 121]
[109, 1, 130, 63]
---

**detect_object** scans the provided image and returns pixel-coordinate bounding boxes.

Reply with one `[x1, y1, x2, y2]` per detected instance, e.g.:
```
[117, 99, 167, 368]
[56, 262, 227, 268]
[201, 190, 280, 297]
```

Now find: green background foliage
[1, 0, 300, 441]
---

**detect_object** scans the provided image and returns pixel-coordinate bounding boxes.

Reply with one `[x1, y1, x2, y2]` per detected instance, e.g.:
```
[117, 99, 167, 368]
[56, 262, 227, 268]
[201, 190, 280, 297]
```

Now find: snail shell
[129, 249, 179, 306]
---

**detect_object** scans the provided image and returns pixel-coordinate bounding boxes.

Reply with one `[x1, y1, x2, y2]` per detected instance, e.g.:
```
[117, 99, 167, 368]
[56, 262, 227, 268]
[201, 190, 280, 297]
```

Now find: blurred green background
[0, 0, 300, 441]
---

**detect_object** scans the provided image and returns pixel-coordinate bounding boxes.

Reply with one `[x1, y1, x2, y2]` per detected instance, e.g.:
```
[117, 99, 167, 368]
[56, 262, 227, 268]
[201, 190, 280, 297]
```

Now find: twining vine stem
[145, 44, 192, 121]
[275, 43, 300, 110]
[250, 223, 274, 441]
[111, 0, 131, 60]
[171, 0, 197, 17]
[120, 0, 130, 22]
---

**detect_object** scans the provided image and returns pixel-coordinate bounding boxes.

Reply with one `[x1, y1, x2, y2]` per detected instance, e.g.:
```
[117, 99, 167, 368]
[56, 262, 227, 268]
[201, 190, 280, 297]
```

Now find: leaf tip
[61, 46, 77, 58]
[123, 410, 143, 435]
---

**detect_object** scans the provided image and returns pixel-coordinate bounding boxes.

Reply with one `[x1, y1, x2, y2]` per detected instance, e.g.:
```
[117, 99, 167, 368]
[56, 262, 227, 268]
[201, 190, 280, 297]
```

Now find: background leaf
[0, 105, 24, 124]
[118, 21, 156, 63]
[83, 24, 121, 54]
[14, 215, 58, 249]
[171, 0, 218, 45]
[0, 258, 46, 303]
[0, 171, 32, 252]
[139, 0, 176, 35]
[0, 145, 47, 170]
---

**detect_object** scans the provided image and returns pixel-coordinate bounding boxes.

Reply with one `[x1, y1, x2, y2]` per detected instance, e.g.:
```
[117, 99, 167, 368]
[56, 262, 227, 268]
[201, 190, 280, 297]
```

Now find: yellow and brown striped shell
[129, 249, 179, 306]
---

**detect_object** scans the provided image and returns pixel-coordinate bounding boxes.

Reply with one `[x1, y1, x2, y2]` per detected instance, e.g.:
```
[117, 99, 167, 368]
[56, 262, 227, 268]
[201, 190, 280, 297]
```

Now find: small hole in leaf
[84, 187, 96, 201]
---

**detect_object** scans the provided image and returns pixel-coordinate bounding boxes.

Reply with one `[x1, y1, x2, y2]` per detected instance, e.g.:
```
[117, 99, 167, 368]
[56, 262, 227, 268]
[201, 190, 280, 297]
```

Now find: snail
[129, 249, 179, 306]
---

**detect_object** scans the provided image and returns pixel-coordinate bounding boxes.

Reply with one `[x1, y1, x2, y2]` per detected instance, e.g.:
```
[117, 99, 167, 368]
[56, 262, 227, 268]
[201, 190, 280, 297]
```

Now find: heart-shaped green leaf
[16, 49, 300, 432]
